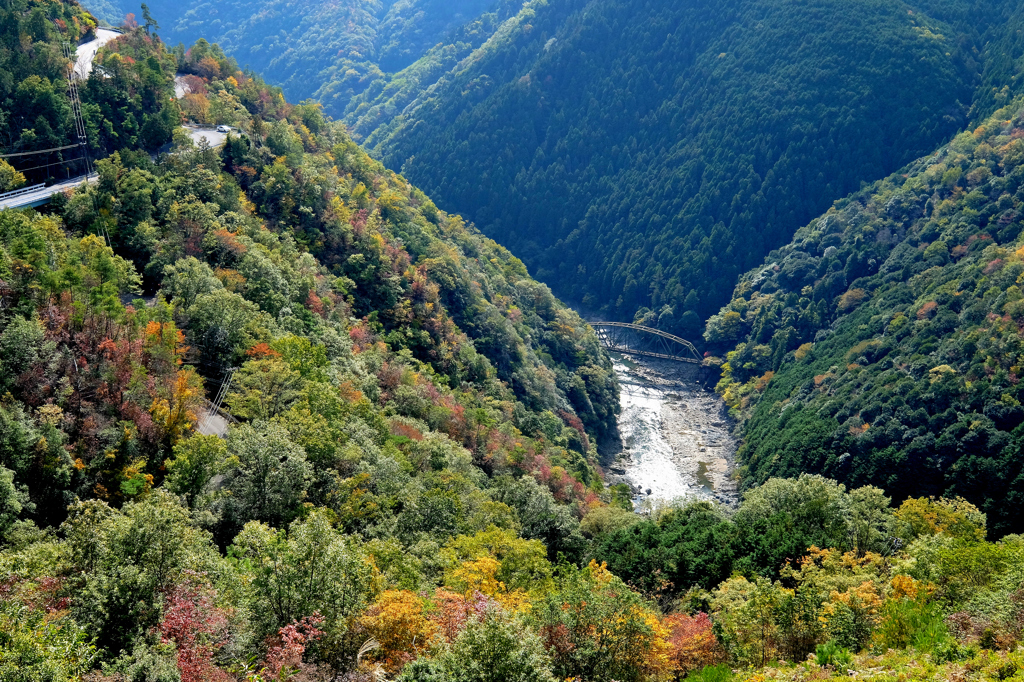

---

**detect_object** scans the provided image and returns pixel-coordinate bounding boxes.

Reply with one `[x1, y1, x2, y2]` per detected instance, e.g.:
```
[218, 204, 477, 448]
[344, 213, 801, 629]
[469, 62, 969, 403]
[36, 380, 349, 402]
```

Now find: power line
[52, 19, 93, 176]
[12, 155, 90, 174]
[0, 142, 85, 159]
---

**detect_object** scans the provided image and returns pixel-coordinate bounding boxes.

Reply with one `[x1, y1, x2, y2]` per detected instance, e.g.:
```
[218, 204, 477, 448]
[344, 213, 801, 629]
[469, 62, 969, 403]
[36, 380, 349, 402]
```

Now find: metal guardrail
[0, 184, 47, 201]
[200, 398, 239, 424]
[0, 174, 97, 210]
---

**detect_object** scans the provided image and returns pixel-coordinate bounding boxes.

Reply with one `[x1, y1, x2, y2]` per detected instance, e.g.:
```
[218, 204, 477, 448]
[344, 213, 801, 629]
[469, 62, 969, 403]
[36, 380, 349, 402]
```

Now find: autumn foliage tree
[359, 590, 437, 674]
[663, 612, 725, 677]
[261, 614, 325, 679]
[534, 561, 673, 682]
[158, 576, 231, 682]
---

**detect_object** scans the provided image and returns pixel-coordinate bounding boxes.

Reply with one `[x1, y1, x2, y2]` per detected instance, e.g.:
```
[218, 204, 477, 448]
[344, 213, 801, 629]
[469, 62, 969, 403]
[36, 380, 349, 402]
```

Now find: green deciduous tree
[164, 433, 229, 509]
[221, 420, 311, 531]
[231, 509, 378, 671]
[61, 492, 220, 652]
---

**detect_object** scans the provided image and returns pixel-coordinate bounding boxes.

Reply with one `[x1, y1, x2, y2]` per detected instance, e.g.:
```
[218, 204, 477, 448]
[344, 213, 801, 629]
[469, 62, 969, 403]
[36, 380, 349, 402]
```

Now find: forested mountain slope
[708, 99, 1024, 537]
[352, 0, 1024, 338]
[2, 0, 620, 527]
[82, 0, 512, 115]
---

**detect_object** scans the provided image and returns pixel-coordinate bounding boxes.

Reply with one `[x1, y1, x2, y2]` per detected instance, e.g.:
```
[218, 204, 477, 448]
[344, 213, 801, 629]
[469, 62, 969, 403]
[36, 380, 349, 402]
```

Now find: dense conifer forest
[349, 0, 1024, 336]
[4, 0, 1024, 681]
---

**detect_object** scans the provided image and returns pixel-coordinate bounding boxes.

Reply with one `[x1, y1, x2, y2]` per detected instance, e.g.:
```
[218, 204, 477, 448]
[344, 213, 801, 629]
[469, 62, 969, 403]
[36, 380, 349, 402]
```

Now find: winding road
[0, 29, 119, 210]
[73, 28, 121, 80]
[182, 125, 230, 149]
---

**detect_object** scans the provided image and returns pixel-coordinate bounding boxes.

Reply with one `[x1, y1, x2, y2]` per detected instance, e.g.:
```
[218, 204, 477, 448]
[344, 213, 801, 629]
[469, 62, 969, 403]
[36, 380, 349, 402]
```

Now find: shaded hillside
[352, 0, 1024, 340]
[343, 0, 525, 141]
[708, 99, 1024, 536]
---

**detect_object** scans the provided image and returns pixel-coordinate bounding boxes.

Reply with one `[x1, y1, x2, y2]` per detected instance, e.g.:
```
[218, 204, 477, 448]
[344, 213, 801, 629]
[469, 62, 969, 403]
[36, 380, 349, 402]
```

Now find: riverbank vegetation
[4, 461, 1024, 681]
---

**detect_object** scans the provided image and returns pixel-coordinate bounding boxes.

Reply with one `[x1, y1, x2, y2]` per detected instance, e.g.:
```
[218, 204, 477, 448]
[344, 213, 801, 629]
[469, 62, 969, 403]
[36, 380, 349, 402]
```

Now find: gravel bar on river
[603, 353, 739, 510]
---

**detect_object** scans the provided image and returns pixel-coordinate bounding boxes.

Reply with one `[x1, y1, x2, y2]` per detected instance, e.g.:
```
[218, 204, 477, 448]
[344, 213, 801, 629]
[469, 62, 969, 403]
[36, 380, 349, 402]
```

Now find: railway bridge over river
[590, 322, 703, 363]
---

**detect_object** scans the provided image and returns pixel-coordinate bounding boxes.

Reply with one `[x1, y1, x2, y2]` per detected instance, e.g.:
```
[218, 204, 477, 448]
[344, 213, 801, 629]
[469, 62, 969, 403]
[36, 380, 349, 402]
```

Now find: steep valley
[5, 1, 1024, 680]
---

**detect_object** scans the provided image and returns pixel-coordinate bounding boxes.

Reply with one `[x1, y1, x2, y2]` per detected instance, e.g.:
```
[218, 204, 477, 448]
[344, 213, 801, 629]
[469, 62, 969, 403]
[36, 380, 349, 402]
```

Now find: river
[604, 353, 739, 510]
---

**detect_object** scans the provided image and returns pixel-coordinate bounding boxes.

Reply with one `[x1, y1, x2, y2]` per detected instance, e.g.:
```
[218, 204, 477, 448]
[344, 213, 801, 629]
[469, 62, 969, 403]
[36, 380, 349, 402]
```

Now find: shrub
[0, 600, 98, 682]
[400, 606, 554, 682]
[932, 640, 976, 663]
[686, 663, 733, 682]
[815, 640, 853, 672]
[875, 595, 952, 652]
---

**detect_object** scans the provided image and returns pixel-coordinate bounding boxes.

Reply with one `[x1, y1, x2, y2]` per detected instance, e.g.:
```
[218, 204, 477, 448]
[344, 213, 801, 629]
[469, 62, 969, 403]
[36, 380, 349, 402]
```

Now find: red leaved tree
[158, 576, 230, 682]
[663, 612, 725, 677]
[431, 590, 497, 643]
[262, 614, 325, 679]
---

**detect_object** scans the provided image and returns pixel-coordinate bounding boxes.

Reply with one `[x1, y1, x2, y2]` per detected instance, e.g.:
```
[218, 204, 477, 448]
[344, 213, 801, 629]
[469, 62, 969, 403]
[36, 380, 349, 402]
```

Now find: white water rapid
[605, 354, 739, 510]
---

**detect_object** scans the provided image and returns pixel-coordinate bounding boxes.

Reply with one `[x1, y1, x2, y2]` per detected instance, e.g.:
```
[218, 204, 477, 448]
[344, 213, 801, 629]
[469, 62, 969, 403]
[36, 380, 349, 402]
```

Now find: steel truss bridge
[590, 322, 703, 364]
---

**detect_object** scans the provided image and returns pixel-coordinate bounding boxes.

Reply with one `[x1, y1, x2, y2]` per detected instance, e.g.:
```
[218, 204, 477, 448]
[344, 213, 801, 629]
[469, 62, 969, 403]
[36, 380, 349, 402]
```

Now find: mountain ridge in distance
[85, 0, 511, 114]
[349, 0, 1024, 338]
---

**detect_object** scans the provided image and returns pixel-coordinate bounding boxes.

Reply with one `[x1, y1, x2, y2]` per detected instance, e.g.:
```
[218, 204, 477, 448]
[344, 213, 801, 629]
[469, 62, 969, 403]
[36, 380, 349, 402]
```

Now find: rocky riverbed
[603, 353, 739, 509]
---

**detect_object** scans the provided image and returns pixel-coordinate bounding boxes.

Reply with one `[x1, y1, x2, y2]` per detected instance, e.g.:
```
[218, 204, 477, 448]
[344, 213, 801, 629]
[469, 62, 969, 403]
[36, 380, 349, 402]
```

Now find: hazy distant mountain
[82, 0, 505, 113]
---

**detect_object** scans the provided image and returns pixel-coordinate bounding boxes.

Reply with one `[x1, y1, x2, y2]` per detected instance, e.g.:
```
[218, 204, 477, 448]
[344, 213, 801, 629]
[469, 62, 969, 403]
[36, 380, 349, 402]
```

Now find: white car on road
[216, 125, 233, 133]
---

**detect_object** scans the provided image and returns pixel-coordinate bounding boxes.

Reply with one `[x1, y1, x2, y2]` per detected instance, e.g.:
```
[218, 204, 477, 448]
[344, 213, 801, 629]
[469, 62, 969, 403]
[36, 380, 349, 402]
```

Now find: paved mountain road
[74, 28, 120, 80]
[182, 125, 229, 149]
[0, 174, 97, 210]
[0, 29, 118, 210]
